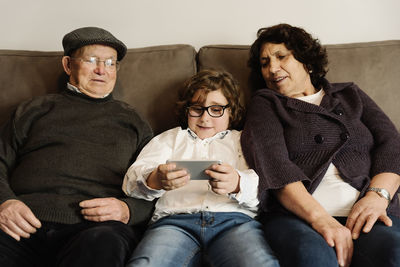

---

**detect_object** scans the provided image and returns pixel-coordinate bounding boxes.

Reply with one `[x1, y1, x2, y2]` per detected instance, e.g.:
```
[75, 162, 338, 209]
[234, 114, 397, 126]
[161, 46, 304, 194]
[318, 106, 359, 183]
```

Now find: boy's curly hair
[176, 69, 244, 130]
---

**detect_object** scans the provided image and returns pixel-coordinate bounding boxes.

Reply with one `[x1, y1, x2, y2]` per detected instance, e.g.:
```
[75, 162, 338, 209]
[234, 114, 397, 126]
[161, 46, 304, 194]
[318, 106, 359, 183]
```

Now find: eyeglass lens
[73, 57, 119, 71]
[86, 57, 116, 67]
[188, 105, 227, 117]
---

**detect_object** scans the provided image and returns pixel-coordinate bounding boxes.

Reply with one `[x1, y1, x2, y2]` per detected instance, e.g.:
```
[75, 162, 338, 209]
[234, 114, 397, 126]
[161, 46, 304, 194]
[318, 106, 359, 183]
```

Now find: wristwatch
[366, 187, 391, 206]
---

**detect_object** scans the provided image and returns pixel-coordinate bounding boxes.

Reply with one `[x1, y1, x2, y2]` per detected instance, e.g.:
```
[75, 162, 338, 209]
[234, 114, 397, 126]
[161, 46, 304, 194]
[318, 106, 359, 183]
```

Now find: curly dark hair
[176, 69, 244, 130]
[248, 23, 328, 91]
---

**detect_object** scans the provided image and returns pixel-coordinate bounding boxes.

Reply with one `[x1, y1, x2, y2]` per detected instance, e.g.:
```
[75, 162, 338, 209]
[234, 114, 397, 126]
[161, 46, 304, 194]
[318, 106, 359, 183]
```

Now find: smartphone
[166, 160, 221, 180]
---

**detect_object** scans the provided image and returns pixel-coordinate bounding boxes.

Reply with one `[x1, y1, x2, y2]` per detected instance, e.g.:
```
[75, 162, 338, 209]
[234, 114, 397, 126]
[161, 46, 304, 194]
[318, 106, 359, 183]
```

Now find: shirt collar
[67, 83, 110, 98]
[187, 128, 230, 141]
[67, 83, 81, 94]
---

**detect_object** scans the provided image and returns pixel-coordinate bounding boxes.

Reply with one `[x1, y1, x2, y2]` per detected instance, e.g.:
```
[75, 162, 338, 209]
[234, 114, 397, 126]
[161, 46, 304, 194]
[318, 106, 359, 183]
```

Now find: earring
[309, 70, 313, 74]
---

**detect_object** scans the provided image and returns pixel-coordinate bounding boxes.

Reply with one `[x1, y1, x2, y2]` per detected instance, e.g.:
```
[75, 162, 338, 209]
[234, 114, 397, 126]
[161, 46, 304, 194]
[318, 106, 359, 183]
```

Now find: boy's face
[188, 89, 230, 140]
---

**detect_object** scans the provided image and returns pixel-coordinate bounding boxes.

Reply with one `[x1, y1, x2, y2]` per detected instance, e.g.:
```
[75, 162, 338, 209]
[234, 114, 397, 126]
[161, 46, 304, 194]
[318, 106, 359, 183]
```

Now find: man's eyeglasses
[71, 57, 120, 71]
[187, 104, 230, 118]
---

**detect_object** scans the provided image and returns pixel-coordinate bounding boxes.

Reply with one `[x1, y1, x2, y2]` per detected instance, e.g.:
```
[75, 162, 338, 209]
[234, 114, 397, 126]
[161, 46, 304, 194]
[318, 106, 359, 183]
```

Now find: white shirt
[297, 90, 360, 216]
[123, 127, 259, 223]
[312, 164, 360, 216]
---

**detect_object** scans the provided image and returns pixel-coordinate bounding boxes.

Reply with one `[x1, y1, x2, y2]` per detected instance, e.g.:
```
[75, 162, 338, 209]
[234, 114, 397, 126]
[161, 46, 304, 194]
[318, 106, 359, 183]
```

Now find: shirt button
[340, 132, 350, 141]
[314, 134, 324, 144]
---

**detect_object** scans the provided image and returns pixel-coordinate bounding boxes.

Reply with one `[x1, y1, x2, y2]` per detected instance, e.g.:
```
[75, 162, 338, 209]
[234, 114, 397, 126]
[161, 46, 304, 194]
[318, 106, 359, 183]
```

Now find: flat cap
[62, 27, 127, 61]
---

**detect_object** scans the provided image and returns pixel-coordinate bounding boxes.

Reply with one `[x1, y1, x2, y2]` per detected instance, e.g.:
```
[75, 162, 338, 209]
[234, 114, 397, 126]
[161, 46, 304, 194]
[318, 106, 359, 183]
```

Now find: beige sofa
[0, 40, 399, 265]
[1, 40, 399, 135]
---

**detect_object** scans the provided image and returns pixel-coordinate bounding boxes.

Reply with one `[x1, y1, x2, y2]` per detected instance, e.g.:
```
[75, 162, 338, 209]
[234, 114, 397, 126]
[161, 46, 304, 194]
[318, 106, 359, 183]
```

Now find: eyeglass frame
[186, 104, 230, 118]
[70, 56, 120, 71]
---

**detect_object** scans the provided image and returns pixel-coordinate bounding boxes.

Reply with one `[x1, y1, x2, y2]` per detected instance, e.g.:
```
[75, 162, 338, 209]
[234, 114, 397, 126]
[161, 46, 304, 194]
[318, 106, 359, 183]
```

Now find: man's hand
[206, 163, 240, 195]
[79, 197, 130, 224]
[346, 192, 392, 240]
[0, 199, 41, 241]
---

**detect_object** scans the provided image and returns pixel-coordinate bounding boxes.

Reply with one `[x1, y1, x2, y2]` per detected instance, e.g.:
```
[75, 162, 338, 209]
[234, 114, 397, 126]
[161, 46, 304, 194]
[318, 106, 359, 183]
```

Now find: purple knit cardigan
[241, 81, 400, 217]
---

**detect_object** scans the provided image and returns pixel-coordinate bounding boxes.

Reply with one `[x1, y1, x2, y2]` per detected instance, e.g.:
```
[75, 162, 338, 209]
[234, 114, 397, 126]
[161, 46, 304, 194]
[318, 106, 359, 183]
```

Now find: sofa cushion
[0, 50, 64, 126]
[197, 45, 251, 106]
[115, 44, 197, 134]
[324, 40, 400, 130]
[0, 44, 197, 135]
[197, 41, 400, 130]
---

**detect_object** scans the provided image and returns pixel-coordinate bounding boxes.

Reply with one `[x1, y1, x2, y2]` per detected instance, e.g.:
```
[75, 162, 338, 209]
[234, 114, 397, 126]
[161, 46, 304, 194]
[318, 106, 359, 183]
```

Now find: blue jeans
[261, 212, 400, 267]
[126, 212, 279, 267]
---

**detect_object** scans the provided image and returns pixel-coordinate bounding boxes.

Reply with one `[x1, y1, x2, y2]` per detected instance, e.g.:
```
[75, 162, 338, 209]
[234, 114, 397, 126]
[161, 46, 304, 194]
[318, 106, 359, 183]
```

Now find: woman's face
[259, 42, 315, 97]
[187, 89, 230, 140]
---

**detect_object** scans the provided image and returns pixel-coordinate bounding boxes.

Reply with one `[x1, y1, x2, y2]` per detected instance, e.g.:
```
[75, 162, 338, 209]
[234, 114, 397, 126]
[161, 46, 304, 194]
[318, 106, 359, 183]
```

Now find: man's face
[63, 44, 118, 98]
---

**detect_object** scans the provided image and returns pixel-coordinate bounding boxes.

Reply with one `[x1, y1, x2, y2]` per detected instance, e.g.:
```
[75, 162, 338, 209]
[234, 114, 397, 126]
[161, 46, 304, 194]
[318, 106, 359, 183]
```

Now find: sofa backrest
[0, 50, 64, 126]
[324, 40, 400, 131]
[198, 40, 400, 131]
[0, 45, 197, 135]
[115, 45, 196, 134]
[0, 40, 399, 135]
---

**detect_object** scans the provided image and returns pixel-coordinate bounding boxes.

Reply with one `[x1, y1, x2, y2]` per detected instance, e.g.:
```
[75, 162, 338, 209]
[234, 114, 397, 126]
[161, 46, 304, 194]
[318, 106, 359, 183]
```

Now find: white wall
[1, 0, 399, 51]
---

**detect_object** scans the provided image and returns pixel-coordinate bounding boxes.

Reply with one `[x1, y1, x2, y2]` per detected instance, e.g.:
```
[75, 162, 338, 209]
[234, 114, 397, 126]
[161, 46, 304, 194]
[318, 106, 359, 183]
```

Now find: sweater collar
[255, 79, 349, 113]
[63, 85, 113, 103]
[67, 83, 111, 98]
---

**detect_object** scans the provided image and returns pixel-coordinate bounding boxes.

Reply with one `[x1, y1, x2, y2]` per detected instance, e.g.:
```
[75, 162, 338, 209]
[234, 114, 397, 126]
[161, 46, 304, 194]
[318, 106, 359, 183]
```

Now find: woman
[241, 23, 400, 267]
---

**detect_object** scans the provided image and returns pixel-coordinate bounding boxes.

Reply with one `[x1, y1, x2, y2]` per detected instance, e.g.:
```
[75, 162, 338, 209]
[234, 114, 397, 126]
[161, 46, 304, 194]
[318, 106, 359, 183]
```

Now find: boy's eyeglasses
[187, 104, 229, 118]
[70, 56, 120, 71]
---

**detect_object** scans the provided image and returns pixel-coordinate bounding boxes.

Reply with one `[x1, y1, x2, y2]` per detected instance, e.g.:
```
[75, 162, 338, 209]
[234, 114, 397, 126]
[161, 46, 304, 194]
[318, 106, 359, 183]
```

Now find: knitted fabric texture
[0, 89, 154, 225]
[241, 81, 400, 217]
[62, 26, 127, 60]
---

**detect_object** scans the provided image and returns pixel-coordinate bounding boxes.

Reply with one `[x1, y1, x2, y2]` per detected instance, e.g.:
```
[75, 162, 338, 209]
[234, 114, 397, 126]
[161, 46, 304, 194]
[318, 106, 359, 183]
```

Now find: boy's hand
[147, 163, 190, 191]
[206, 163, 240, 195]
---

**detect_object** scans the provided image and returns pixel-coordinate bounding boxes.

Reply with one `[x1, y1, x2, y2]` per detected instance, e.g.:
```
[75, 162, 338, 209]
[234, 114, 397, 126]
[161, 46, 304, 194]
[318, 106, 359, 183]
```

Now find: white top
[123, 127, 259, 223]
[297, 89, 360, 216]
[296, 88, 325, 105]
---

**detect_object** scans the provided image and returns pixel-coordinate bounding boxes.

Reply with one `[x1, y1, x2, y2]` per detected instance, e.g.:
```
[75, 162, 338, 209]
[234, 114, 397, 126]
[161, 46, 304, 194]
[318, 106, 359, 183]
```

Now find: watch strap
[366, 187, 391, 206]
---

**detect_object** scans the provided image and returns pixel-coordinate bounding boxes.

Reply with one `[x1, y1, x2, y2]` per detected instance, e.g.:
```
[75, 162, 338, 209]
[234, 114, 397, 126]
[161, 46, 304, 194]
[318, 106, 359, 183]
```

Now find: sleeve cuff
[228, 169, 258, 207]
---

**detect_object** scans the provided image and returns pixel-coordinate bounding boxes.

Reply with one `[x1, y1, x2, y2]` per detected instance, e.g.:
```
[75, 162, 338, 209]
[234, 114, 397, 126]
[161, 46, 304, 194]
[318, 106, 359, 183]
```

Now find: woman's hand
[346, 172, 400, 239]
[276, 181, 353, 267]
[345, 192, 392, 239]
[310, 214, 353, 267]
[147, 163, 190, 190]
[206, 163, 240, 195]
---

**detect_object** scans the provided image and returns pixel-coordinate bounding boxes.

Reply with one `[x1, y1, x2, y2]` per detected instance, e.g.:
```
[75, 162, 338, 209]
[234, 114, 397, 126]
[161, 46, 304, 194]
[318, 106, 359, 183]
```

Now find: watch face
[379, 189, 390, 200]
[368, 187, 390, 202]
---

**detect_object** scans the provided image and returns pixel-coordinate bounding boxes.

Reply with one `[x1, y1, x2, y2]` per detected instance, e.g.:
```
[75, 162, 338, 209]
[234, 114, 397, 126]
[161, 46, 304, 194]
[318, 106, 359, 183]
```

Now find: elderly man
[0, 27, 153, 267]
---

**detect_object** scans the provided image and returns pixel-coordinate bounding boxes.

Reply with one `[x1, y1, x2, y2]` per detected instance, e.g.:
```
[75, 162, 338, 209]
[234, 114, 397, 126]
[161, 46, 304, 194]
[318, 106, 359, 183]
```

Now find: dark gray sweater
[0, 89, 154, 225]
[241, 81, 400, 217]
